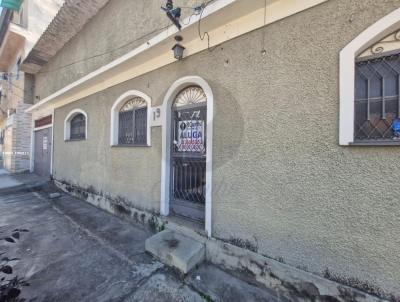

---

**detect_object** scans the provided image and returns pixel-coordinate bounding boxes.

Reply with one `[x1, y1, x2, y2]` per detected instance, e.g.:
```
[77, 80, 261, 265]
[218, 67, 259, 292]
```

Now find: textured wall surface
[50, 0, 400, 295]
[53, 78, 163, 213]
[34, 0, 201, 99]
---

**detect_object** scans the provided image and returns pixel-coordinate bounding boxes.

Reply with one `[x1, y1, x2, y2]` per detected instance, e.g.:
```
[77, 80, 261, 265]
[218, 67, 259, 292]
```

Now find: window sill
[111, 144, 150, 148]
[65, 139, 86, 142]
[350, 140, 400, 146]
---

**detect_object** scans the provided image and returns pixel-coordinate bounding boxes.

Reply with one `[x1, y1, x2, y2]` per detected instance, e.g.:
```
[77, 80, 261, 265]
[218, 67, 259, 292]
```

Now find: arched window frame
[64, 109, 88, 141]
[340, 8, 400, 145]
[110, 90, 152, 146]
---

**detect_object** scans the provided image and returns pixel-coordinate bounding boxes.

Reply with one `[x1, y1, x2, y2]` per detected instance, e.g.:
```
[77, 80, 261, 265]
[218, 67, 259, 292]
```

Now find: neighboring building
[22, 0, 400, 298]
[0, 0, 62, 172]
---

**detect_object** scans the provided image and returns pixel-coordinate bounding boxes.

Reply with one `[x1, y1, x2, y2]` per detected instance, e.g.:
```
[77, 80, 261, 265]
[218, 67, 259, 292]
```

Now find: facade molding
[160, 76, 214, 237]
[340, 7, 400, 145]
[64, 108, 88, 141]
[110, 90, 152, 146]
[26, 0, 328, 114]
[33, 124, 53, 131]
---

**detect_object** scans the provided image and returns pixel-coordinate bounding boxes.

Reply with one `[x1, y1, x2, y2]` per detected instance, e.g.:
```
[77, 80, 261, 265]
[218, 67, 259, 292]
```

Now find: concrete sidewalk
[0, 184, 283, 302]
[0, 169, 49, 193]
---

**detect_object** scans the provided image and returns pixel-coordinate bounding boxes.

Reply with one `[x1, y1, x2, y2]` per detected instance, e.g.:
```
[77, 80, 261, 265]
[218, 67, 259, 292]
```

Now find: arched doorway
[170, 86, 207, 223]
[160, 76, 214, 236]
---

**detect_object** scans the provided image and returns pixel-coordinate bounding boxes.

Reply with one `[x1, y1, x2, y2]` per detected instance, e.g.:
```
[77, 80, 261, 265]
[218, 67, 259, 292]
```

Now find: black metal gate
[170, 86, 207, 223]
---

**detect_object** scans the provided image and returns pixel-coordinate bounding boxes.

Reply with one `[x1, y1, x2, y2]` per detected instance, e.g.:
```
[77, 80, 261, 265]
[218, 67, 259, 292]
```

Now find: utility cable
[197, 0, 219, 51]
[36, 24, 171, 74]
[2, 1, 218, 75]
[36, 1, 218, 74]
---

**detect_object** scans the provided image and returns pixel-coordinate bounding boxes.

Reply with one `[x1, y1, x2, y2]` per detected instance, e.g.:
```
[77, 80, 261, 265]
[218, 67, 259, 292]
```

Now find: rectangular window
[355, 54, 400, 141]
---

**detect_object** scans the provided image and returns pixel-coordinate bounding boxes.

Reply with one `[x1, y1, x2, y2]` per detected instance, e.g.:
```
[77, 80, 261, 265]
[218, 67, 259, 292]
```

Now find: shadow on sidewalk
[0, 170, 50, 195]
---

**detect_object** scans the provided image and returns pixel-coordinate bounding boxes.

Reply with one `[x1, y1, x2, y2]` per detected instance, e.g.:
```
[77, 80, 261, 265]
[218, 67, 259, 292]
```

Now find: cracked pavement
[0, 184, 281, 302]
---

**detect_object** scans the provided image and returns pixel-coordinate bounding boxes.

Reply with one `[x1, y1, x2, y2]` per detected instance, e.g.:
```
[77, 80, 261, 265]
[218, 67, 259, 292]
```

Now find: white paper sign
[43, 136, 48, 151]
[177, 120, 205, 152]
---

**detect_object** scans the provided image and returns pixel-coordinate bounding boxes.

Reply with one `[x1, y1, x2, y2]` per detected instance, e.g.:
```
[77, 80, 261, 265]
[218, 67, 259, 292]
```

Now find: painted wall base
[54, 179, 165, 233]
[53, 180, 393, 302]
[206, 239, 388, 302]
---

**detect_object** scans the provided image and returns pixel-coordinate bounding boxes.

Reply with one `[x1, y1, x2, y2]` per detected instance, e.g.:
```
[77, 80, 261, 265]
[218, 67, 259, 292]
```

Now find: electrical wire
[0, 77, 31, 104]
[6, 81, 28, 94]
[36, 1, 218, 74]
[2, 87, 25, 101]
[36, 24, 171, 74]
[261, 0, 268, 53]
[3, 1, 218, 76]
[197, 0, 219, 51]
[0, 79, 30, 100]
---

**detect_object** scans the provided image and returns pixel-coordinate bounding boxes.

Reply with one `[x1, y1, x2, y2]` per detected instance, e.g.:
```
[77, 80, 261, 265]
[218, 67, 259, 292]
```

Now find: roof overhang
[26, 0, 328, 114]
[21, 0, 110, 74]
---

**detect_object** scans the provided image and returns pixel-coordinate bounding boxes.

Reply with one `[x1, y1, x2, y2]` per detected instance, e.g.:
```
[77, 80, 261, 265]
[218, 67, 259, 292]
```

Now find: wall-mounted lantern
[172, 35, 185, 60]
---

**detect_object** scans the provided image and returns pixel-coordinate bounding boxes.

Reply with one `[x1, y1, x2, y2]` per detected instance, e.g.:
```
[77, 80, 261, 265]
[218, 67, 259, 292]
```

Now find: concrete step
[164, 216, 207, 244]
[145, 230, 205, 274]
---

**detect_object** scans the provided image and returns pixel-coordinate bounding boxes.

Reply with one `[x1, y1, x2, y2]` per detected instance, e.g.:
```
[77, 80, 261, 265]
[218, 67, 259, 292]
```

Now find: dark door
[34, 127, 52, 177]
[170, 86, 207, 223]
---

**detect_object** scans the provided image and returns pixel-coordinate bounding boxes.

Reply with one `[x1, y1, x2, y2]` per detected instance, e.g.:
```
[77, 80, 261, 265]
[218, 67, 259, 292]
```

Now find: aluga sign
[177, 120, 204, 152]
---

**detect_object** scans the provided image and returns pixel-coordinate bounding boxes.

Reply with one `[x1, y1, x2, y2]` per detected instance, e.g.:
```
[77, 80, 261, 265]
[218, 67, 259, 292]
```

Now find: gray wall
[34, 0, 200, 99]
[47, 0, 400, 295]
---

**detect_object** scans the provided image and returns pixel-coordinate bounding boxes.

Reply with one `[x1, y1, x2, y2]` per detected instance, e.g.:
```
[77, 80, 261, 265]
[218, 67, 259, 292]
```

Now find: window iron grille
[355, 53, 400, 141]
[118, 97, 147, 145]
[70, 114, 86, 140]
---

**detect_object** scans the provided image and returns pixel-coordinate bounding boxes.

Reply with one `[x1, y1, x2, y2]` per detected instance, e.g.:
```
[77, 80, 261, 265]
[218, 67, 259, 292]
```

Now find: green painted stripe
[0, 0, 23, 11]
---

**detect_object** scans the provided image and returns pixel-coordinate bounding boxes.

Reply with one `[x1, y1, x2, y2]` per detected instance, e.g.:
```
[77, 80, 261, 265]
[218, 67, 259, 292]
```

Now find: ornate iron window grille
[118, 97, 147, 145]
[354, 53, 400, 141]
[70, 114, 86, 140]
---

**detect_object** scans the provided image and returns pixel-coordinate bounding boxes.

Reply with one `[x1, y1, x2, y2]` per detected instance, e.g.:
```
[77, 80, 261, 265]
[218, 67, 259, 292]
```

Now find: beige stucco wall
[53, 80, 163, 212]
[46, 0, 400, 295]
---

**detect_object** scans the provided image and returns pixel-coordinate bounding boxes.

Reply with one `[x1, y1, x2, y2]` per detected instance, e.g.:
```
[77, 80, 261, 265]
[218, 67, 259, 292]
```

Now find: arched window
[64, 109, 88, 141]
[118, 97, 147, 145]
[110, 91, 151, 146]
[70, 114, 86, 140]
[340, 8, 400, 145]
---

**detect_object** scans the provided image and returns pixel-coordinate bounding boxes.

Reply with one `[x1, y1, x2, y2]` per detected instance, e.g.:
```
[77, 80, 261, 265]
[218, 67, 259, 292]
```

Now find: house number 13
[151, 107, 162, 126]
[153, 108, 161, 121]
